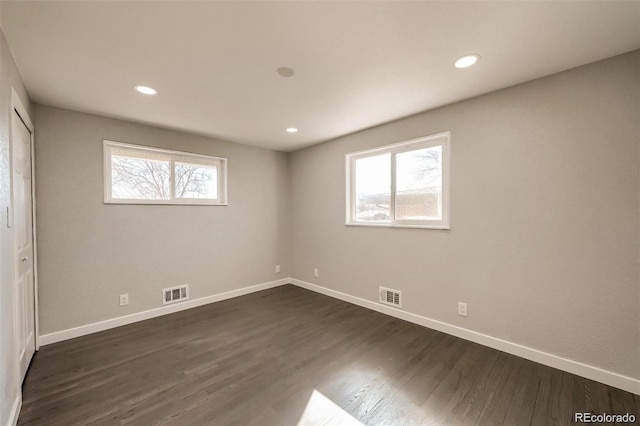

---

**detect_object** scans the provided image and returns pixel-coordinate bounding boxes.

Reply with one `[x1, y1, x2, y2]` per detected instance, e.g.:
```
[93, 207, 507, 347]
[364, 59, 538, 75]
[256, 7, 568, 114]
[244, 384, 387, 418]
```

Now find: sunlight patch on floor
[297, 389, 364, 426]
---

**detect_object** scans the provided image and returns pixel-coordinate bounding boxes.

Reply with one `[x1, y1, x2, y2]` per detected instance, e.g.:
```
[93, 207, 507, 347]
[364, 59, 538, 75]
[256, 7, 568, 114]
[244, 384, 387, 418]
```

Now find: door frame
[10, 88, 39, 353]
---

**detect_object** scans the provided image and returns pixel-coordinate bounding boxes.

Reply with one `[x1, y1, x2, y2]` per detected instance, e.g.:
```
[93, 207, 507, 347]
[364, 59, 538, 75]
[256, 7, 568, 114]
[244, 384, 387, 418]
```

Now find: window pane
[175, 161, 218, 199]
[111, 153, 171, 200]
[355, 153, 391, 221]
[395, 146, 442, 220]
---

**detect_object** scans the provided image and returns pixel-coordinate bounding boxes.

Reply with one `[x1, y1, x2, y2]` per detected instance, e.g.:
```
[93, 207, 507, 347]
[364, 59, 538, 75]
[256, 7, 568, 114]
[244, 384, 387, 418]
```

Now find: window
[104, 141, 227, 205]
[346, 131, 450, 229]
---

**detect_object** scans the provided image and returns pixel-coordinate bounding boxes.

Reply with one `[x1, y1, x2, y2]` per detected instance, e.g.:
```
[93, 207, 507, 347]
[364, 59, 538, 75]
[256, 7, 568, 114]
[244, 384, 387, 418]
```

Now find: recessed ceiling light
[134, 85, 157, 95]
[277, 67, 295, 78]
[286, 128, 298, 133]
[454, 54, 480, 69]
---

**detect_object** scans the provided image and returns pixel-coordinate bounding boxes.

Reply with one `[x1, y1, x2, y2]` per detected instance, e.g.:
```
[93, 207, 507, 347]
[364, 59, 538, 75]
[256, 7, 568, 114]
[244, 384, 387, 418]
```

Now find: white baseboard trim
[39, 278, 290, 346]
[9, 393, 21, 426]
[290, 278, 640, 395]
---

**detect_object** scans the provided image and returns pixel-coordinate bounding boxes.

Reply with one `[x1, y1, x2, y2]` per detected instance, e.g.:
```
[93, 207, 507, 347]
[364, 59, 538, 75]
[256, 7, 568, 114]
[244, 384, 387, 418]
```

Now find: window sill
[345, 222, 450, 230]
[105, 200, 228, 206]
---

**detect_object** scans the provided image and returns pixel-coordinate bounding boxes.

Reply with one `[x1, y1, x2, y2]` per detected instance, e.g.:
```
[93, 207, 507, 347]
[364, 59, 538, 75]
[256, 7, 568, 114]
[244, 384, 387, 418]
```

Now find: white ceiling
[2, 1, 639, 152]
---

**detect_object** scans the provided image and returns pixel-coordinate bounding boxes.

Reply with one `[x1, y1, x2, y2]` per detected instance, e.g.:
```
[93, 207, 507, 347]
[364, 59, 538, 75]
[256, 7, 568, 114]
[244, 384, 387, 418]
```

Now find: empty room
[1, 1, 639, 425]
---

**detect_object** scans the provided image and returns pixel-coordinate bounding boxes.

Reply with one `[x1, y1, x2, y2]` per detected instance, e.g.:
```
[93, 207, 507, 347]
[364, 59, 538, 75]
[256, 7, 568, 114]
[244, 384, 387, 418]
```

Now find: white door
[12, 108, 35, 381]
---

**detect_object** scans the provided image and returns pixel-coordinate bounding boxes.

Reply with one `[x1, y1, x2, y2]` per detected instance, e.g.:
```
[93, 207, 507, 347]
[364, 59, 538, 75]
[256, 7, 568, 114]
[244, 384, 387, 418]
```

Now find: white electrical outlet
[275, 264, 281, 273]
[313, 268, 319, 278]
[120, 294, 129, 307]
[458, 302, 467, 317]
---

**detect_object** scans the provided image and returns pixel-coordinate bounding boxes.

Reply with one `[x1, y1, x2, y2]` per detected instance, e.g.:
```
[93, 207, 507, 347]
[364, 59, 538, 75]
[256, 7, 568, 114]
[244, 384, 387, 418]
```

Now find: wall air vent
[163, 284, 189, 305]
[379, 286, 402, 308]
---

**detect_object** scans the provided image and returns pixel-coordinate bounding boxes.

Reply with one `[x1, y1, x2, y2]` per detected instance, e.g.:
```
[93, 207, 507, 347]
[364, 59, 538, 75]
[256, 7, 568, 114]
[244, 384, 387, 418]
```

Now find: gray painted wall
[34, 105, 290, 334]
[0, 27, 32, 426]
[289, 51, 640, 380]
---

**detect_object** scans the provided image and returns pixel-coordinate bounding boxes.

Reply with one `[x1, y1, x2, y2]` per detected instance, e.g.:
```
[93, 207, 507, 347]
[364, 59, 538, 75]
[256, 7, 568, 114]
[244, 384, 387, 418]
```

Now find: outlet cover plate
[458, 302, 467, 317]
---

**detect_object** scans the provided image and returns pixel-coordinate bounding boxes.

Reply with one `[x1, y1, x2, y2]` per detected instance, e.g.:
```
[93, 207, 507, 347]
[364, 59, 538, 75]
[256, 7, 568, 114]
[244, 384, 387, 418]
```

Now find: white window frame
[104, 140, 228, 205]
[345, 131, 450, 230]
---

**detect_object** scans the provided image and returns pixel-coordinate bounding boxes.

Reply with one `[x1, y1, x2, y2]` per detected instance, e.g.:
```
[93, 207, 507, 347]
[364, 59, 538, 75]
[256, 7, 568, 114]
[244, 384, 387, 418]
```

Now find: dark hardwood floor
[19, 285, 639, 425]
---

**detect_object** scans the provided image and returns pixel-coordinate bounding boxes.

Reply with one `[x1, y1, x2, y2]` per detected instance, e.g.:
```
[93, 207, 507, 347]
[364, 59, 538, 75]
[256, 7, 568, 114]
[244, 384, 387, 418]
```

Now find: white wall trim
[290, 278, 640, 395]
[39, 278, 289, 346]
[9, 393, 21, 426]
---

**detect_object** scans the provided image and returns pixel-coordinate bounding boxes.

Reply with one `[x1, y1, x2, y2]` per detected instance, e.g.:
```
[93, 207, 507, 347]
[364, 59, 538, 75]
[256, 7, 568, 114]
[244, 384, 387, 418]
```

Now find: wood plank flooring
[19, 285, 640, 425]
